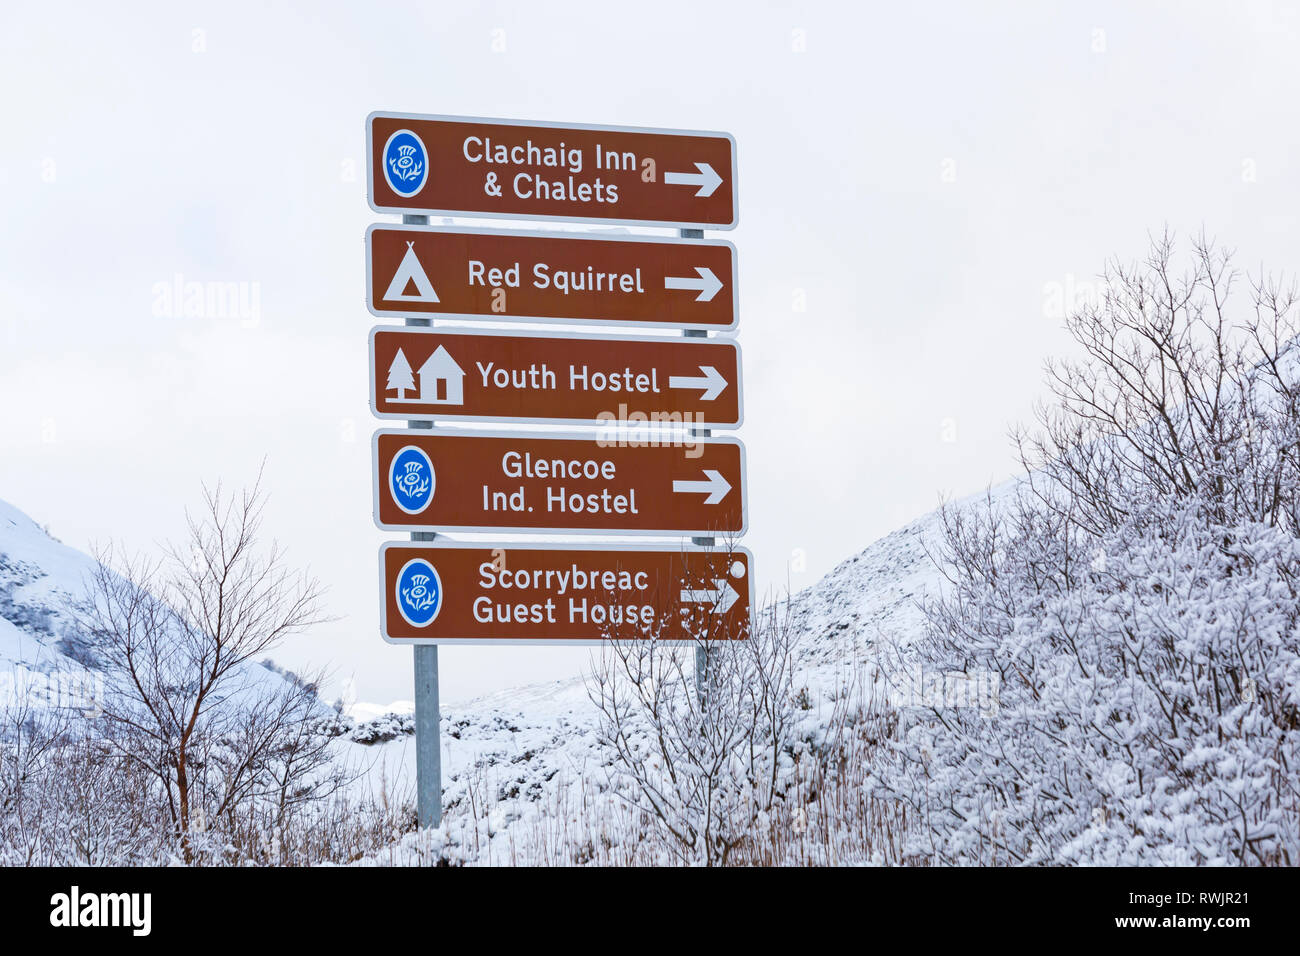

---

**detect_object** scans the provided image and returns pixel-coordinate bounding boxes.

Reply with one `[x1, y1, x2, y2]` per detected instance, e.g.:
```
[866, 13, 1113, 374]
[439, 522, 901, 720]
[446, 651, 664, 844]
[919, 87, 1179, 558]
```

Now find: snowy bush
[0, 477, 413, 866]
[349, 712, 415, 745]
[874, 234, 1300, 865]
[588, 589, 798, 866]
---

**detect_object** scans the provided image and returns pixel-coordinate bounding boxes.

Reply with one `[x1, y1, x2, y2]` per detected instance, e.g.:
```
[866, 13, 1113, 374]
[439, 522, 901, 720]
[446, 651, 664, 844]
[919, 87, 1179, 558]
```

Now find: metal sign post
[366, 115, 745, 833]
[403, 213, 441, 830]
[681, 227, 717, 709]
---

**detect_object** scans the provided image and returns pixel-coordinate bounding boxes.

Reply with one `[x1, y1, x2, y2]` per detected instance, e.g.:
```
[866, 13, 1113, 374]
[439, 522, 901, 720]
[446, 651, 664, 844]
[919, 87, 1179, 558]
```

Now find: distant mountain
[0, 496, 308, 710]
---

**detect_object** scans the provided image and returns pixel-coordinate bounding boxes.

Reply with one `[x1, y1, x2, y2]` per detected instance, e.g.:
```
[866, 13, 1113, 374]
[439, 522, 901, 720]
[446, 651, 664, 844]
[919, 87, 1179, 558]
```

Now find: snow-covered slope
[0, 497, 309, 709]
[0, 498, 102, 670]
[0, 491, 952, 864]
[346, 505, 950, 864]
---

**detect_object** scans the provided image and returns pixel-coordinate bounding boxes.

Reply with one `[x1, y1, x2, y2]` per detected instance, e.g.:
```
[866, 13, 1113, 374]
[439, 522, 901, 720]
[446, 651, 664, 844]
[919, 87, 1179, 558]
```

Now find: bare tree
[76, 476, 331, 862]
[587, 546, 796, 866]
[1020, 230, 1300, 536]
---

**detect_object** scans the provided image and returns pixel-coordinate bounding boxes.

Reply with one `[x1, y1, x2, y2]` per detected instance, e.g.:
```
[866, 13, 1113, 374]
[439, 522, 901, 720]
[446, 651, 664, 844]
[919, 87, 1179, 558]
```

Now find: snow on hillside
[348, 505, 956, 865]
[0, 490, 960, 865]
[346, 347, 1300, 863]
[0, 497, 307, 711]
[0, 498, 102, 674]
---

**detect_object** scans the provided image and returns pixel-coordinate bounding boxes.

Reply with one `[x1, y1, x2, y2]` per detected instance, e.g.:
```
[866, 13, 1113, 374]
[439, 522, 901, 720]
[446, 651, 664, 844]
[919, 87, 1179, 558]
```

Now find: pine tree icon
[387, 348, 415, 400]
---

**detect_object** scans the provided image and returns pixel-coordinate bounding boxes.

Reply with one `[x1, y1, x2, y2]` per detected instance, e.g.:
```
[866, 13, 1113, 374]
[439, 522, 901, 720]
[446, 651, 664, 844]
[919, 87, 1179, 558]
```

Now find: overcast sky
[3, 1, 1299, 706]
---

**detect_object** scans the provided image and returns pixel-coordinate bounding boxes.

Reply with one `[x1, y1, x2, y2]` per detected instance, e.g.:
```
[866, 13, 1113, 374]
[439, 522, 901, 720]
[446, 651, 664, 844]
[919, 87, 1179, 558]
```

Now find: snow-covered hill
[347, 509, 948, 864]
[0, 491, 950, 864]
[0, 499, 98, 667]
[0, 496, 312, 714]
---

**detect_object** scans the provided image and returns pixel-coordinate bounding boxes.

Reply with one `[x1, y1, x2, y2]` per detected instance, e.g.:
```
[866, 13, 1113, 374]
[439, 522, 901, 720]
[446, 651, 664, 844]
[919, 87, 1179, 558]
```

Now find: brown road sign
[367, 112, 737, 229]
[373, 429, 745, 536]
[366, 225, 737, 329]
[370, 326, 742, 428]
[380, 541, 753, 644]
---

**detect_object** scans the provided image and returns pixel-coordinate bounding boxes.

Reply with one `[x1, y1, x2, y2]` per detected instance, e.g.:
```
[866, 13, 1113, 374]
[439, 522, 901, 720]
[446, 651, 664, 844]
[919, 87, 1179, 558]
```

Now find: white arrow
[664, 267, 724, 302]
[672, 468, 731, 505]
[664, 162, 724, 198]
[669, 365, 728, 402]
[680, 579, 740, 615]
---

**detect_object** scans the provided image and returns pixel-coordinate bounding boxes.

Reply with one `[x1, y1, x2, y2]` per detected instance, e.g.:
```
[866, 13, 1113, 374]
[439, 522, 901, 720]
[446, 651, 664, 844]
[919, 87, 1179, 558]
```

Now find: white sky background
[2, 1, 1299, 706]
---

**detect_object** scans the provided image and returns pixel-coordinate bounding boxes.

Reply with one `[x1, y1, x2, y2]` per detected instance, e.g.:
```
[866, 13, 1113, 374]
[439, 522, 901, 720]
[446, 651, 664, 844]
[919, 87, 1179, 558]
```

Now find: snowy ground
[0, 490, 952, 865]
[337, 507, 949, 864]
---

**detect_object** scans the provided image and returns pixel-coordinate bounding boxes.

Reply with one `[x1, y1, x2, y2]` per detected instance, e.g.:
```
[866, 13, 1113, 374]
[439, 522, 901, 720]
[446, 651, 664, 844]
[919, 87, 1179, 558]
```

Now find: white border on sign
[378, 539, 755, 645]
[366, 325, 745, 429]
[364, 111, 739, 231]
[369, 428, 749, 538]
[363, 223, 741, 332]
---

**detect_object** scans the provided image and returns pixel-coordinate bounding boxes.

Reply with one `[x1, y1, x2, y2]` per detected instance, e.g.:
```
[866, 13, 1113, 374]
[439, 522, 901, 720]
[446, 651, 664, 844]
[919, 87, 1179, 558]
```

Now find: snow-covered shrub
[587, 592, 798, 866]
[876, 234, 1300, 865]
[349, 712, 415, 744]
[0, 702, 171, 865]
[878, 494, 1300, 864]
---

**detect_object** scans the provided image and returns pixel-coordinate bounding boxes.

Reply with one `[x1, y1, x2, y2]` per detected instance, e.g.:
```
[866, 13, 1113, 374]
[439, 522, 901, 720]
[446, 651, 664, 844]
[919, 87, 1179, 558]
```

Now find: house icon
[418, 345, 464, 405]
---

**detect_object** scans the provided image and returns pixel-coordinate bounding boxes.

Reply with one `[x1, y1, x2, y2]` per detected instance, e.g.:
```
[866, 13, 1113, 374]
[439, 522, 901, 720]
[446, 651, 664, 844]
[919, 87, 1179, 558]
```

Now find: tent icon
[384, 241, 439, 303]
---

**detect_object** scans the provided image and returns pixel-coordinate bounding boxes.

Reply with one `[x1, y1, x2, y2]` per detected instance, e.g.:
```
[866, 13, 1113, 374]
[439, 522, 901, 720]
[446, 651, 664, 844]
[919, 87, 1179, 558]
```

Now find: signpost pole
[681, 227, 716, 710]
[413, 643, 440, 828]
[404, 212, 442, 829]
[370, 113, 740, 809]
